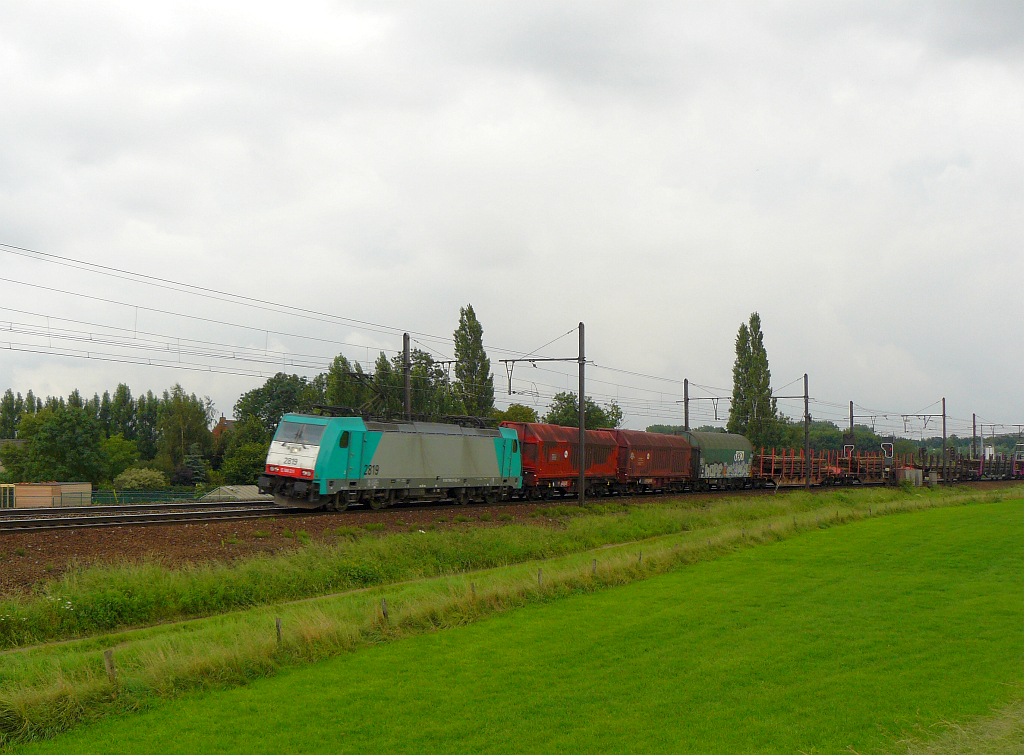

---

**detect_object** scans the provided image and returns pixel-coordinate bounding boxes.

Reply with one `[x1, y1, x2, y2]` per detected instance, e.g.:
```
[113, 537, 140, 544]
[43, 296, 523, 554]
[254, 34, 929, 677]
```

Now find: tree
[0, 390, 18, 438]
[221, 443, 270, 484]
[102, 434, 139, 480]
[234, 373, 316, 435]
[324, 354, 370, 409]
[136, 391, 160, 460]
[405, 349, 461, 417]
[453, 304, 494, 417]
[0, 436, 26, 480]
[114, 468, 168, 490]
[368, 349, 460, 419]
[110, 384, 135, 439]
[98, 391, 112, 437]
[492, 404, 539, 423]
[727, 313, 785, 448]
[156, 384, 215, 469]
[542, 392, 623, 429]
[219, 416, 272, 485]
[16, 406, 109, 484]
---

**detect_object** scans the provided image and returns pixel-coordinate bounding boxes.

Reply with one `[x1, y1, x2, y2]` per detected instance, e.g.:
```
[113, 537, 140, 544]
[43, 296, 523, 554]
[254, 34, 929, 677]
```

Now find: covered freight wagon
[500, 422, 619, 498]
[604, 429, 697, 492]
[677, 431, 754, 488]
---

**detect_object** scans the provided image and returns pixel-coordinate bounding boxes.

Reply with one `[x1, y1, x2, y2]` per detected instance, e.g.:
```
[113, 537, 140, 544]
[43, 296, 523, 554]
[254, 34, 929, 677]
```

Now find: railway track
[0, 500, 317, 533]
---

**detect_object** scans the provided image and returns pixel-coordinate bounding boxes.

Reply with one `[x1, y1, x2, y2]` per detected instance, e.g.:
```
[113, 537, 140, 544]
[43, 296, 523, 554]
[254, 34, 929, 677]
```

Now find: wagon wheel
[454, 488, 469, 505]
[368, 490, 393, 510]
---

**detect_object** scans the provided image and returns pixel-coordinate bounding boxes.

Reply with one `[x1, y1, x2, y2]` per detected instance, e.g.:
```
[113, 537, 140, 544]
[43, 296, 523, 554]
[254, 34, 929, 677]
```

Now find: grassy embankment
[0, 485, 1020, 747]
[9, 493, 1024, 754]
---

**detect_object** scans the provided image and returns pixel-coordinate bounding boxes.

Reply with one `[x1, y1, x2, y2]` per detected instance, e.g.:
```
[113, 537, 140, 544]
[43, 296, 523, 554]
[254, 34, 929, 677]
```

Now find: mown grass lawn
[16, 500, 1024, 754]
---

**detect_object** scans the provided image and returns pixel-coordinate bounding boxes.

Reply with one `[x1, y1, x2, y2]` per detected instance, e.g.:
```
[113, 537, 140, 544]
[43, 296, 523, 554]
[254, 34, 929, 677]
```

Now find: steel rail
[0, 500, 277, 519]
[0, 506, 318, 533]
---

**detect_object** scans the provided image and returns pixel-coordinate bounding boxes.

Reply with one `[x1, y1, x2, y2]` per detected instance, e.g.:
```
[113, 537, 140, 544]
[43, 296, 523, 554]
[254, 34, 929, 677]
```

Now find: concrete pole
[942, 397, 947, 481]
[684, 378, 689, 431]
[578, 322, 586, 506]
[804, 374, 810, 491]
[403, 333, 411, 421]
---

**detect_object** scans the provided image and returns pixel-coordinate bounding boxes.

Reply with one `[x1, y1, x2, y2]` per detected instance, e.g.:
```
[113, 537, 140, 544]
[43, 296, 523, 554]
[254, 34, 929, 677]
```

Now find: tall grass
[0, 485, 1015, 651]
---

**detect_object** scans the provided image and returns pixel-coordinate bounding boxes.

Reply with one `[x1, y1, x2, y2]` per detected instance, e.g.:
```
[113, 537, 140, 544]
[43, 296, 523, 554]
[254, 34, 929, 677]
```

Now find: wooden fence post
[538, 568, 542, 586]
[103, 649, 116, 684]
[276, 617, 282, 644]
[592, 559, 597, 575]
[381, 597, 389, 621]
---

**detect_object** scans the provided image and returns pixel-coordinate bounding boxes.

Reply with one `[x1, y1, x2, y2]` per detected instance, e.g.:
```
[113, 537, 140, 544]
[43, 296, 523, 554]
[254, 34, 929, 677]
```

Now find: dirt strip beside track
[0, 482, 1016, 595]
[0, 502, 562, 595]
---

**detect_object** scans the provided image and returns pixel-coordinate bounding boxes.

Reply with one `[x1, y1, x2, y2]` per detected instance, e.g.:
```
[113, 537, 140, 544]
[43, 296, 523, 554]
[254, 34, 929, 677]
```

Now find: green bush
[114, 468, 169, 491]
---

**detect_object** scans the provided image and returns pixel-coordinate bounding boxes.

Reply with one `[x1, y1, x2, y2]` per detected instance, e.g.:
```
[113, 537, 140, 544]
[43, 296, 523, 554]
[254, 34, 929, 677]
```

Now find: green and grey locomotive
[258, 414, 522, 510]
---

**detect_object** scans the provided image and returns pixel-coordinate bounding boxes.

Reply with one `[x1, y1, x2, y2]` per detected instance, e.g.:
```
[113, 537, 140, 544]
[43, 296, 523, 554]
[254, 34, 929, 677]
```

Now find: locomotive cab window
[275, 421, 326, 446]
[339, 431, 350, 449]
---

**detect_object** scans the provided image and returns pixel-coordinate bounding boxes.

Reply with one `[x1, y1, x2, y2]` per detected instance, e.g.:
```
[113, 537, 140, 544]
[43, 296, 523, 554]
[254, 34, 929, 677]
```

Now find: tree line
[1, 304, 624, 488]
[0, 384, 214, 487]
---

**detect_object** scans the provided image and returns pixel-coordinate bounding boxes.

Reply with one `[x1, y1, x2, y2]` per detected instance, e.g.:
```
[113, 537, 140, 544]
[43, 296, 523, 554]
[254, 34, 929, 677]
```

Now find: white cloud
[1, 1, 1022, 436]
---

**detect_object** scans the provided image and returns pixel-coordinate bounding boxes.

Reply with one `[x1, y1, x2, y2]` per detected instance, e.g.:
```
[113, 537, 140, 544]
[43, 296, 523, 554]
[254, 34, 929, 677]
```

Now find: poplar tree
[727, 312, 782, 448]
[453, 304, 494, 417]
[110, 383, 136, 439]
[0, 390, 18, 438]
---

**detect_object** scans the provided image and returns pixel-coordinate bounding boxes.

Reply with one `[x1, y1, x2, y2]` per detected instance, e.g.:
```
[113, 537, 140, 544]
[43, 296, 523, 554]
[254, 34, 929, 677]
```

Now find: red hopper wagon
[500, 422, 619, 498]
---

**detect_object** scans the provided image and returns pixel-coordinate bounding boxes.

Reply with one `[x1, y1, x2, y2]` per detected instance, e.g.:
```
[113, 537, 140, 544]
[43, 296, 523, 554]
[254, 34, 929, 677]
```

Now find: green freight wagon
[678, 431, 754, 488]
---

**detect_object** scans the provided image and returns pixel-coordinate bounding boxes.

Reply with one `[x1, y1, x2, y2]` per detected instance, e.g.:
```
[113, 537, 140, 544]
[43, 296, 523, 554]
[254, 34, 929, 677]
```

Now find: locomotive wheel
[331, 494, 349, 512]
[455, 488, 469, 505]
[368, 490, 393, 510]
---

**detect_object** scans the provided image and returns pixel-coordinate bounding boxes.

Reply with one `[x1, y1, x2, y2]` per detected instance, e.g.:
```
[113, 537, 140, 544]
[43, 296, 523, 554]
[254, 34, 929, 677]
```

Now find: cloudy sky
[1, 1, 1022, 439]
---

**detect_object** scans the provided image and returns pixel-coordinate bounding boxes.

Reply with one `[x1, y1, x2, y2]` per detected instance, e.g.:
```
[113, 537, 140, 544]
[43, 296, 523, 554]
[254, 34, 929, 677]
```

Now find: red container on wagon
[603, 430, 697, 491]
[500, 422, 619, 494]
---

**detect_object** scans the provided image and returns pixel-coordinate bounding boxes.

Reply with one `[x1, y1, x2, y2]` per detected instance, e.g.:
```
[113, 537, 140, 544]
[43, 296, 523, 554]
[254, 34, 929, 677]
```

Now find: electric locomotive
[258, 413, 522, 510]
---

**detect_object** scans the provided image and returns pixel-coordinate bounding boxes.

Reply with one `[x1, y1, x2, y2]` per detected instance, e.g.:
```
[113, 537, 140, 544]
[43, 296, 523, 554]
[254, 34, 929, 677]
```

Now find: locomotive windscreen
[275, 421, 327, 446]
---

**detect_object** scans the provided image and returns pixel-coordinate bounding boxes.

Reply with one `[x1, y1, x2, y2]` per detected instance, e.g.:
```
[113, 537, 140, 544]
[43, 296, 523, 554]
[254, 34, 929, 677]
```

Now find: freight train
[257, 412, 1024, 510]
[257, 412, 757, 510]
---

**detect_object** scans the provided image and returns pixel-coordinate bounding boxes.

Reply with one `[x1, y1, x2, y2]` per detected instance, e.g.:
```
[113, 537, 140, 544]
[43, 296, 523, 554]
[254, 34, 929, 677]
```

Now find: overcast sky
[1, 1, 1022, 439]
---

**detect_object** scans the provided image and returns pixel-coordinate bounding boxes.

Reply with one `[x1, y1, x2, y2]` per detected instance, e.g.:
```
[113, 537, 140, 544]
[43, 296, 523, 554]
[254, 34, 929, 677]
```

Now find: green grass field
[13, 497, 1024, 754]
